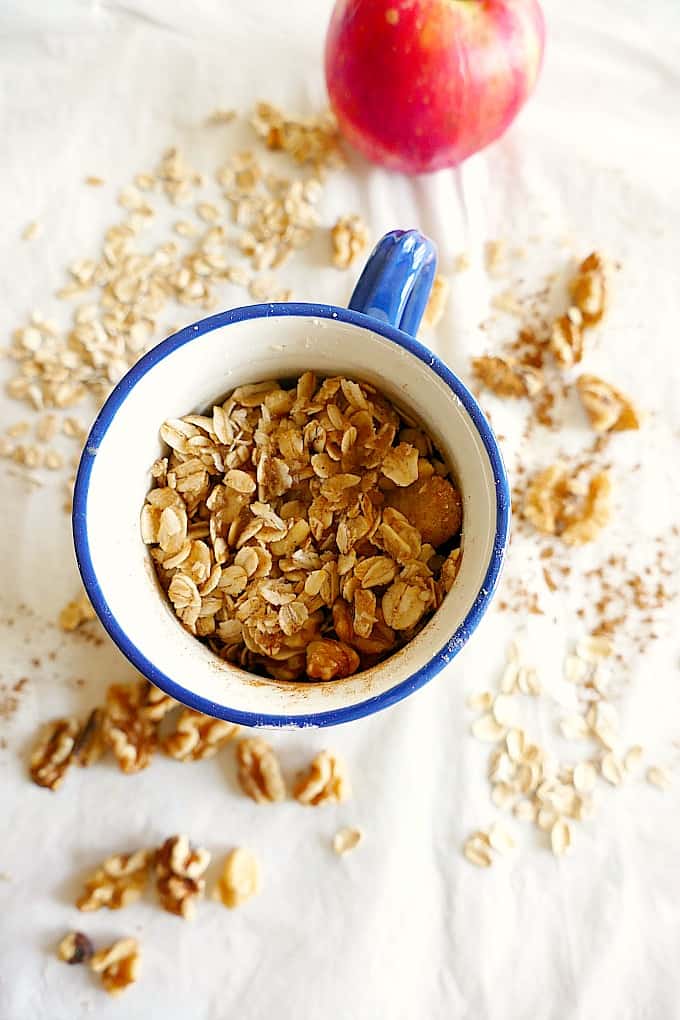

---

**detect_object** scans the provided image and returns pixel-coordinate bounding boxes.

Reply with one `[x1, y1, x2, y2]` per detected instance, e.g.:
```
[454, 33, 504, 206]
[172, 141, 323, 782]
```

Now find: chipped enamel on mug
[73, 230, 510, 728]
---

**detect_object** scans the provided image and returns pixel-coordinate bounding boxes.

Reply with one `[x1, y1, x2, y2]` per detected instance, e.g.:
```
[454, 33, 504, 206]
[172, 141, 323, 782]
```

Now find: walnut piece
[214, 848, 261, 908]
[58, 593, 96, 631]
[29, 717, 79, 789]
[155, 835, 211, 919]
[77, 848, 152, 912]
[472, 355, 543, 398]
[102, 681, 157, 774]
[73, 707, 106, 767]
[163, 709, 239, 761]
[330, 215, 368, 269]
[523, 465, 612, 545]
[422, 274, 449, 329]
[236, 737, 286, 803]
[570, 252, 607, 327]
[306, 639, 360, 680]
[561, 472, 612, 546]
[294, 750, 350, 806]
[550, 312, 585, 367]
[57, 931, 94, 965]
[576, 375, 640, 433]
[90, 937, 140, 996]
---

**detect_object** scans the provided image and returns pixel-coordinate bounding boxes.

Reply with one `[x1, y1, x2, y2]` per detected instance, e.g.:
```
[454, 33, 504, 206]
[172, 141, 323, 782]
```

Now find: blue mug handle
[348, 229, 437, 337]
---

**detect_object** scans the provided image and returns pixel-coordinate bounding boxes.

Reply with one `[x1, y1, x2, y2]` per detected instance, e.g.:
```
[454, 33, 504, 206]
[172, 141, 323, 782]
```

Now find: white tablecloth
[2, 2, 680, 1017]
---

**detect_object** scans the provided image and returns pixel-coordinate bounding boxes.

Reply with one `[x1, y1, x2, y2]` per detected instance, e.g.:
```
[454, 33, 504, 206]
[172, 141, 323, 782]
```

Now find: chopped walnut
[58, 931, 94, 964]
[550, 312, 585, 367]
[523, 465, 612, 545]
[330, 215, 369, 269]
[422, 274, 449, 329]
[163, 709, 239, 760]
[73, 707, 106, 767]
[102, 681, 157, 774]
[214, 848, 261, 908]
[29, 717, 79, 789]
[142, 373, 463, 682]
[139, 684, 178, 721]
[576, 375, 640, 433]
[570, 252, 607, 327]
[306, 639, 360, 680]
[90, 937, 140, 996]
[236, 737, 286, 803]
[472, 356, 543, 398]
[76, 848, 152, 912]
[294, 750, 350, 806]
[58, 593, 95, 631]
[561, 471, 612, 546]
[155, 835, 211, 919]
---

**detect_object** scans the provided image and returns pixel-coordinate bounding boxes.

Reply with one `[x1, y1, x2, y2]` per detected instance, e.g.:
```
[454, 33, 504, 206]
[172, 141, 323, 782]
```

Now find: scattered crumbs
[84, 176, 105, 187]
[205, 109, 237, 126]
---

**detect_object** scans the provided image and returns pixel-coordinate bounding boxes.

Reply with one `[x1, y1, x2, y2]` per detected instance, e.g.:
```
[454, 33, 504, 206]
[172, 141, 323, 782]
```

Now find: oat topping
[90, 937, 141, 996]
[155, 835, 211, 919]
[214, 848, 261, 908]
[576, 375, 640, 433]
[57, 931, 94, 965]
[163, 709, 239, 761]
[76, 848, 152, 911]
[331, 214, 369, 269]
[294, 750, 350, 806]
[29, 717, 79, 790]
[236, 736, 286, 803]
[142, 373, 462, 681]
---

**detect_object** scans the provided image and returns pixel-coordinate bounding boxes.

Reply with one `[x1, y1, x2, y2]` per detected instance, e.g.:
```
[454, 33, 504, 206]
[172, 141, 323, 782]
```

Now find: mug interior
[74, 305, 508, 726]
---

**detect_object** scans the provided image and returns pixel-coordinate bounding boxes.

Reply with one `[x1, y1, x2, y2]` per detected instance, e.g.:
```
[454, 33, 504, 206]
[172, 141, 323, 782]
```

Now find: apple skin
[325, 0, 545, 174]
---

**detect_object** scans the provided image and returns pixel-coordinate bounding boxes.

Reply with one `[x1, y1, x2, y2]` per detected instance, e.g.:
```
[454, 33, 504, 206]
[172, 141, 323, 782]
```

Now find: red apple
[325, 0, 545, 174]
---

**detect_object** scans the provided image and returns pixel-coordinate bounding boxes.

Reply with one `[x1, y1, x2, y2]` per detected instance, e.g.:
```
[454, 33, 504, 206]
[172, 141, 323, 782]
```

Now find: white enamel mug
[73, 230, 510, 728]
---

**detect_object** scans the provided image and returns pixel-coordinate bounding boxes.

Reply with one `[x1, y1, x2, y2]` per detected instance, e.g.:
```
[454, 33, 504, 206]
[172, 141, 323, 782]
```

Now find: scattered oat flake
[471, 714, 506, 742]
[488, 822, 516, 854]
[22, 221, 42, 241]
[333, 826, 363, 855]
[463, 832, 493, 868]
[466, 691, 493, 711]
[624, 745, 644, 772]
[550, 818, 572, 857]
[600, 752, 625, 786]
[85, 176, 105, 186]
[647, 766, 672, 790]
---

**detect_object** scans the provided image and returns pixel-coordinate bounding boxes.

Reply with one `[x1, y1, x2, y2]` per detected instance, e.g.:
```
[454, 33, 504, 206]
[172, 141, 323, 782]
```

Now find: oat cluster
[142, 372, 463, 682]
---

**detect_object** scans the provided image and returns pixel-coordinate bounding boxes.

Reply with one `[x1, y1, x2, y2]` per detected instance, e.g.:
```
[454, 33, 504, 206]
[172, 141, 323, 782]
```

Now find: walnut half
[236, 737, 286, 803]
[90, 937, 140, 996]
[76, 848, 152, 912]
[163, 709, 239, 761]
[155, 835, 211, 920]
[576, 374, 640, 433]
[29, 717, 79, 790]
[294, 750, 350, 806]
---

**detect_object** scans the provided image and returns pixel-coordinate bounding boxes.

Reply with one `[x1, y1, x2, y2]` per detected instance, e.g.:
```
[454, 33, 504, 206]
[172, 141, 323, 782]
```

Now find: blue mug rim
[73, 301, 511, 728]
